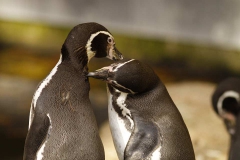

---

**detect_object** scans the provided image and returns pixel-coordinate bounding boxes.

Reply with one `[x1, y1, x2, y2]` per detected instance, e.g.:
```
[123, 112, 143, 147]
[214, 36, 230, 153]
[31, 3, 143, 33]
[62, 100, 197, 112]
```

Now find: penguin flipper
[124, 117, 161, 160]
[23, 112, 50, 160]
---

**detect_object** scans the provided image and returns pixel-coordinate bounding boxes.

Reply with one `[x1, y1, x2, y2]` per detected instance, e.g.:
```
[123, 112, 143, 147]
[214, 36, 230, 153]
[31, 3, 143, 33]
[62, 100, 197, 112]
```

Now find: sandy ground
[99, 81, 229, 160]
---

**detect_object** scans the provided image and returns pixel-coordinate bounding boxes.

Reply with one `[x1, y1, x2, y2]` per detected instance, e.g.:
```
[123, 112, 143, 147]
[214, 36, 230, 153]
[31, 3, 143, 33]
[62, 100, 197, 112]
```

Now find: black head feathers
[61, 22, 122, 68]
[88, 59, 159, 94]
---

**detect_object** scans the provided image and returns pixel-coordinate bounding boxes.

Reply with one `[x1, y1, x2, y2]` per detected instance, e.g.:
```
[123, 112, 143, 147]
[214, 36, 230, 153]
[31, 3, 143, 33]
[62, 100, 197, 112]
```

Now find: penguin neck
[228, 112, 240, 159]
[61, 44, 89, 73]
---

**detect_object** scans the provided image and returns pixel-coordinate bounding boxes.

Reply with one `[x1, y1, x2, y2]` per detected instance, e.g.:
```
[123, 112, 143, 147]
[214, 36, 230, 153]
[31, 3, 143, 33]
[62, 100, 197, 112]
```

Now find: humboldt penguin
[212, 77, 240, 160]
[23, 22, 123, 160]
[88, 59, 195, 160]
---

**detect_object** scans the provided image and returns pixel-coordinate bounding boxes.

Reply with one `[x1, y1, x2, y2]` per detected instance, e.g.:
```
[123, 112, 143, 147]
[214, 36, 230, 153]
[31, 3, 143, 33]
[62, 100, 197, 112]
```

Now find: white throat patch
[115, 89, 134, 129]
[85, 31, 113, 62]
[108, 88, 134, 160]
[116, 91, 132, 118]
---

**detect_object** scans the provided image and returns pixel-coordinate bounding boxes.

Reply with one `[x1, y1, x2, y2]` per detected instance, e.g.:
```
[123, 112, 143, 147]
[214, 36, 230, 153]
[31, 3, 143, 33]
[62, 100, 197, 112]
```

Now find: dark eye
[107, 37, 113, 43]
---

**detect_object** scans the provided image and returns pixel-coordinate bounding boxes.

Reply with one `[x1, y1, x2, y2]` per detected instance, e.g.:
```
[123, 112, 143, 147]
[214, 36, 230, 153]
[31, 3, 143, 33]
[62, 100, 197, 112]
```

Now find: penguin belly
[107, 89, 133, 160]
[107, 89, 162, 160]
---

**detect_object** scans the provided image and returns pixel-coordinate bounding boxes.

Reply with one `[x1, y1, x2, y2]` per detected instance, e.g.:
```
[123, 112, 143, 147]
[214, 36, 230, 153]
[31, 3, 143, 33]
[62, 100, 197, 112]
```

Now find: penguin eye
[107, 37, 114, 44]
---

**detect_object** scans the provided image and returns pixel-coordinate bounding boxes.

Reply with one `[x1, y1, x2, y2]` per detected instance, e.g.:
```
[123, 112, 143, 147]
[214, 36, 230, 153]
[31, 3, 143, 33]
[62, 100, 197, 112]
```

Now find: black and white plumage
[23, 22, 123, 160]
[88, 59, 195, 160]
[212, 77, 240, 160]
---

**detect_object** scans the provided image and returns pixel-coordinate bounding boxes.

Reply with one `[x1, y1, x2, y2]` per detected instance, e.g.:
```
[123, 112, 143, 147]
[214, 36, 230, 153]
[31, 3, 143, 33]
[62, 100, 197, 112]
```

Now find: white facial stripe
[107, 37, 115, 44]
[85, 31, 113, 62]
[111, 80, 135, 94]
[96, 66, 114, 72]
[217, 90, 240, 117]
[36, 114, 52, 160]
[113, 59, 135, 72]
[109, 80, 135, 94]
[106, 36, 117, 60]
[106, 45, 115, 60]
[32, 55, 62, 109]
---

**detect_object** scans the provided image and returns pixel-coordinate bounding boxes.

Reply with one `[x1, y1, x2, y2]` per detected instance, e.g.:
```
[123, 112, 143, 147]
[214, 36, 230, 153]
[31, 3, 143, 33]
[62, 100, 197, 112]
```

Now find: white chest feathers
[107, 89, 134, 160]
[107, 88, 162, 160]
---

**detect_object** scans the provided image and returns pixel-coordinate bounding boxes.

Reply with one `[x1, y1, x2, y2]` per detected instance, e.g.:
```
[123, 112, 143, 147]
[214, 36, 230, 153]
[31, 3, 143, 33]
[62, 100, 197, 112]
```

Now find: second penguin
[88, 59, 195, 160]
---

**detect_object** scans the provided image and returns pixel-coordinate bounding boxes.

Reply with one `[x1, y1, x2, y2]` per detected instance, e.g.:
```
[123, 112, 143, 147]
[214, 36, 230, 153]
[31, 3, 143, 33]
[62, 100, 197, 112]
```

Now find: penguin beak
[113, 47, 123, 60]
[87, 67, 110, 80]
[107, 47, 123, 61]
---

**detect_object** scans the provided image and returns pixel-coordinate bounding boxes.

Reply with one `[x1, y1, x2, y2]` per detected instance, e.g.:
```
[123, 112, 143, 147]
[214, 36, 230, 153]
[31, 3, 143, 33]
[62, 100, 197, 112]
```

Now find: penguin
[23, 22, 123, 160]
[212, 77, 240, 160]
[88, 59, 195, 160]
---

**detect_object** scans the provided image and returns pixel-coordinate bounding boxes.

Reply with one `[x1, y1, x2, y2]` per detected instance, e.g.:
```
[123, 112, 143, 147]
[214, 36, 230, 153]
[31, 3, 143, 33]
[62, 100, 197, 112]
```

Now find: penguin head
[61, 22, 123, 66]
[88, 59, 159, 94]
[212, 78, 240, 160]
[212, 78, 240, 135]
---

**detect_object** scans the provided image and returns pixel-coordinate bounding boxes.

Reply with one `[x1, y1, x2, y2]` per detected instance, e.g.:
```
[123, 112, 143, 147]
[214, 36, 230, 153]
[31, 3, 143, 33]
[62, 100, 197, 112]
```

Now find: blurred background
[1, 0, 240, 159]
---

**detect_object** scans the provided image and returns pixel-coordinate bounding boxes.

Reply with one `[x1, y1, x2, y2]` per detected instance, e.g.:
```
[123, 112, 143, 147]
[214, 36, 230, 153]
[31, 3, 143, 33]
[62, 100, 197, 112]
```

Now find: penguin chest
[107, 89, 163, 160]
[107, 90, 134, 160]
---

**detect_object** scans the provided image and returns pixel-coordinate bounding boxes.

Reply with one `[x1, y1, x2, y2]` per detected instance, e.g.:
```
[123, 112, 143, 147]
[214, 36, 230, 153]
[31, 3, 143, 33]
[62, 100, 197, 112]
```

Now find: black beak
[87, 68, 109, 80]
[113, 47, 123, 61]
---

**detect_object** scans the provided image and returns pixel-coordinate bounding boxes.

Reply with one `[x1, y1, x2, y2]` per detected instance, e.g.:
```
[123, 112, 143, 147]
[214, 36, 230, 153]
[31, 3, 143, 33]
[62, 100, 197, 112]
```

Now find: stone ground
[0, 75, 229, 159]
[99, 81, 229, 160]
